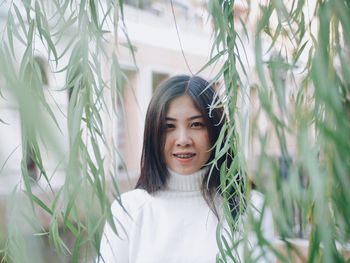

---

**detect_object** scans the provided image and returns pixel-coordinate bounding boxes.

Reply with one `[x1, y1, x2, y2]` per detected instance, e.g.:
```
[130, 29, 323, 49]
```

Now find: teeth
[174, 154, 195, 158]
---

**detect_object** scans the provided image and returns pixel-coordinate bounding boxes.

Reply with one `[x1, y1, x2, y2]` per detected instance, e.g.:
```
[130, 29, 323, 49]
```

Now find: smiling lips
[173, 153, 196, 163]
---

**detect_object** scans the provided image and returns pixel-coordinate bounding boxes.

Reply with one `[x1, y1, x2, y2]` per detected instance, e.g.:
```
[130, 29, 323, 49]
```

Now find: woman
[97, 75, 242, 263]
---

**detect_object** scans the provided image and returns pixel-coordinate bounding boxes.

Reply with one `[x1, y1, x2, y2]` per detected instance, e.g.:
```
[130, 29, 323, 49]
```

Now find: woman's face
[164, 94, 211, 175]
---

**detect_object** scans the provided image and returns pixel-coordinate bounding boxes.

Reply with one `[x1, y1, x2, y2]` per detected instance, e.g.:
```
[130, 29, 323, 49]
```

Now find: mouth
[173, 153, 196, 159]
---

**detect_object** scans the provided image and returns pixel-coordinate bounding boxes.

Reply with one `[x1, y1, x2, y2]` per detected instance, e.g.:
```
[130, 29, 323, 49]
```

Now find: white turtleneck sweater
[97, 169, 275, 263]
[98, 168, 221, 263]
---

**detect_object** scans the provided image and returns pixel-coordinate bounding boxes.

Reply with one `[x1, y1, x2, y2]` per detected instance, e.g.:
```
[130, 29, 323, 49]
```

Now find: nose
[176, 128, 192, 147]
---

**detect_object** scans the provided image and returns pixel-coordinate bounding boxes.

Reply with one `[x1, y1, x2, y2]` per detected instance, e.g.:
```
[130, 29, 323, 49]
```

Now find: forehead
[166, 94, 202, 117]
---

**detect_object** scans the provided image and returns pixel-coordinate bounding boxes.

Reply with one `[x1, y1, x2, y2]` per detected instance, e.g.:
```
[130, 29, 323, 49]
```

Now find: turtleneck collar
[166, 167, 209, 192]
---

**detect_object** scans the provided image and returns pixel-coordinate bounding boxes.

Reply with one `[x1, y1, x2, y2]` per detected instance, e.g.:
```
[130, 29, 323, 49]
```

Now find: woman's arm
[97, 201, 130, 263]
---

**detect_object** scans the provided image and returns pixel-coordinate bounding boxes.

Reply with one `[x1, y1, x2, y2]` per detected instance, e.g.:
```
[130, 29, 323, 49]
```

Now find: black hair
[135, 75, 243, 219]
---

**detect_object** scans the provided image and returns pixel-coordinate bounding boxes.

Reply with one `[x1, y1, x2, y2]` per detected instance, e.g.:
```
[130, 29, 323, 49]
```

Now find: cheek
[205, 130, 211, 147]
[164, 134, 172, 153]
[200, 132, 212, 151]
[200, 134, 212, 164]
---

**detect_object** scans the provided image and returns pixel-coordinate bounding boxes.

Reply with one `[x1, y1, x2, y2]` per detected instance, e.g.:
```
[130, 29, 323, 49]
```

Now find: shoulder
[122, 188, 150, 201]
[111, 189, 151, 217]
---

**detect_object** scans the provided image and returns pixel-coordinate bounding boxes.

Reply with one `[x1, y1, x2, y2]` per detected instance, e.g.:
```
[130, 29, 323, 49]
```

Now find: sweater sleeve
[97, 189, 148, 263]
[97, 199, 131, 263]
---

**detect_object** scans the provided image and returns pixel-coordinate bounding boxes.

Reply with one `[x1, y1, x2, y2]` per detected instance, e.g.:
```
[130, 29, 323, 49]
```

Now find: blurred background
[0, 0, 349, 262]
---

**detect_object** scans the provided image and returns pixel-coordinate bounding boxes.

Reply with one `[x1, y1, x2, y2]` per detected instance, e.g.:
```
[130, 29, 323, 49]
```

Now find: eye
[191, 121, 205, 128]
[165, 123, 175, 129]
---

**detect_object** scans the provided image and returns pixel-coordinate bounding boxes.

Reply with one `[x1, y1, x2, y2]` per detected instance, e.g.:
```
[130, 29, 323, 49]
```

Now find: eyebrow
[165, 115, 205, 121]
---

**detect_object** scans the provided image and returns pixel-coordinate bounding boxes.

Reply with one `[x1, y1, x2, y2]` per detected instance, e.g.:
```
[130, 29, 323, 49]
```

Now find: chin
[175, 167, 198, 175]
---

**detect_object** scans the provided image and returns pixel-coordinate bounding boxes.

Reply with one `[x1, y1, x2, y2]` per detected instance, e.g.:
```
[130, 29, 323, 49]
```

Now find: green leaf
[27, 192, 53, 216]
[71, 232, 83, 263]
[6, 11, 15, 56]
[35, 1, 43, 40]
[89, 0, 99, 29]
[13, 3, 27, 37]
[27, 20, 35, 45]
[41, 29, 58, 65]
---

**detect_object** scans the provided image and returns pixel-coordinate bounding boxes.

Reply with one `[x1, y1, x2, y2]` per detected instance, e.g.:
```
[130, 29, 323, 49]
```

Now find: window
[115, 69, 137, 171]
[124, 0, 153, 10]
[152, 72, 169, 93]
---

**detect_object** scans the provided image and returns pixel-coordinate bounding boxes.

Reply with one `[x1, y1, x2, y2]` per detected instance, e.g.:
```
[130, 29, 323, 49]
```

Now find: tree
[0, 0, 349, 262]
[209, 0, 350, 262]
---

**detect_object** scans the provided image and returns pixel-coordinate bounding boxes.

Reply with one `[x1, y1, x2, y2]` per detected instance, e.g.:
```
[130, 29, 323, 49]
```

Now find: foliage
[0, 0, 349, 262]
[208, 0, 350, 262]
[0, 0, 127, 262]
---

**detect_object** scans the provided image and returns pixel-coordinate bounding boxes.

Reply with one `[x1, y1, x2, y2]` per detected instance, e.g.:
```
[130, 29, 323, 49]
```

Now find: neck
[166, 167, 209, 192]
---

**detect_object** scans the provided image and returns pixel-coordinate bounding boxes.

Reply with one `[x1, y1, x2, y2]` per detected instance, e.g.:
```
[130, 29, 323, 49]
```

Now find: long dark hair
[135, 75, 242, 219]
